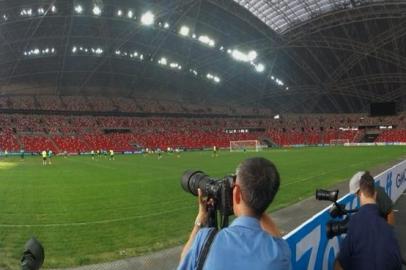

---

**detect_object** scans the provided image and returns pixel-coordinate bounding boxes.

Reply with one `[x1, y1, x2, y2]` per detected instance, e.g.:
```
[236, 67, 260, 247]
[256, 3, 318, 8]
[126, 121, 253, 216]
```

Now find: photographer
[178, 157, 291, 270]
[335, 172, 402, 270]
[349, 171, 395, 225]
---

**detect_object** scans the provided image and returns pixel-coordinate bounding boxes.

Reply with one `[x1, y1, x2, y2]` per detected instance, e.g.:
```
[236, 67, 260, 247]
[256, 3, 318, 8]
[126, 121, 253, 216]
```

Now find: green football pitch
[0, 146, 405, 269]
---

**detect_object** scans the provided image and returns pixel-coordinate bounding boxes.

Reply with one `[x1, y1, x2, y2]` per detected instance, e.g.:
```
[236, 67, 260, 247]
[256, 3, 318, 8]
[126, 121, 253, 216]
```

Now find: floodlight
[198, 35, 214, 46]
[93, 5, 102, 16]
[117, 10, 123, 16]
[158, 57, 167, 65]
[127, 10, 133, 18]
[38, 8, 45, 15]
[3, 14, 7, 21]
[72, 46, 77, 53]
[179, 26, 190, 36]
[286, 87, 289, 90]
[192, 34, 196, 39]
[248, 50, 257, 61]
[51, 48, 55, 53]
[51, 5, 57, 13]
[74, 5, 83, 14]
[214, 76, 220, 83]
[255, 63, 265, 73]
[141, 11, 154, 26]
[164, 22, 170, 29]
[115, 50, 120, 55]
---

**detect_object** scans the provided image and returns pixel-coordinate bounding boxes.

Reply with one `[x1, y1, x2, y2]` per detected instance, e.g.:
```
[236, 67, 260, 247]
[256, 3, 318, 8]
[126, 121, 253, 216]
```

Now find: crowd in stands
[0, 109, 405, 154]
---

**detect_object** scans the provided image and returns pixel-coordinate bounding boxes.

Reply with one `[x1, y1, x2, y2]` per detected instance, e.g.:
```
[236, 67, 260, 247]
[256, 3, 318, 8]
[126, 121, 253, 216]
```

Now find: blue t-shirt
[178, 216, 292, 270]
[337, 204, 402, 270]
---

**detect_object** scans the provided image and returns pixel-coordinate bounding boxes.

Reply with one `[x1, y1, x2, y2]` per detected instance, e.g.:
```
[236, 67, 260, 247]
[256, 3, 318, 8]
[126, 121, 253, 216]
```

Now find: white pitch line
[0, 205, 194, 228]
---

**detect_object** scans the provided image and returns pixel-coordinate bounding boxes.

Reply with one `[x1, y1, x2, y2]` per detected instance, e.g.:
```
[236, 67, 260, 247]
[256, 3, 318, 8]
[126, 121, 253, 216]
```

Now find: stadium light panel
[141, 11, 154, 26]
[158, 57, 167, 65]
[255, 63, 265, 73]
[248, 50, 257, 61]
[2, 14, 7, 21]
[164, 22, 170, 29]
[93, 5, 102, 16]
[20, 9, 33, 16]
[198, 35, 215, 47]
[179, 26, 190, 36]
[127, 10, 133, 18]
[74, 5, 83, 14]
[51, 5, 57, 13]
[72, 46, 77, 53]
[214, 76, 220, 83]
[117, 10, 123, 16]
[38, 8, 45, 15]
[192, 34, 196, 39]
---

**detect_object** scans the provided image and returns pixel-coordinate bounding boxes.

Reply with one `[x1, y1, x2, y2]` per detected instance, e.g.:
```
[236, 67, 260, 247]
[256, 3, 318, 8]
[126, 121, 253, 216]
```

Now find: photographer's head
[234, 157, 280, 218]
[349, 171, 376, 206]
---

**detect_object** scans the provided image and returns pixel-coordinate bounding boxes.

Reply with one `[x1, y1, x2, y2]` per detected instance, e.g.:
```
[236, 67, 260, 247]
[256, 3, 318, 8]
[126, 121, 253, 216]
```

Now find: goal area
[230, 140, 261, 152]
[329, 139, 350, 145]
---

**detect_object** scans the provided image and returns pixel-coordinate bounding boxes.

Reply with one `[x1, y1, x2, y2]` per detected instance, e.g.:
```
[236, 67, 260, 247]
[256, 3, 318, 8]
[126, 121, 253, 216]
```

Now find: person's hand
[196, 188, 209, 225]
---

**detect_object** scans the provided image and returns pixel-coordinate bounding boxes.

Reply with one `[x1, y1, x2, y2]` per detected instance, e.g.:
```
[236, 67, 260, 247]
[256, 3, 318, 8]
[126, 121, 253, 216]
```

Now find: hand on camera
[196, 188, 212, 226]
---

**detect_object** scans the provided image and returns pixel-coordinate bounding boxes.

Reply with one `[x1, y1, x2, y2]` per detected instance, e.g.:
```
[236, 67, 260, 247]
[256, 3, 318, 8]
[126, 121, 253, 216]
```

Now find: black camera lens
[21, 237, 44, 270]
[315, 189, 339, 202]
[181, 170, 216, 197]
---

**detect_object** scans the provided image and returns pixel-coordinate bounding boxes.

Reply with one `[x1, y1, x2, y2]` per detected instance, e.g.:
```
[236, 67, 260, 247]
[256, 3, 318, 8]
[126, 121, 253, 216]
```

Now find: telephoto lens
[315, 189, 339, 202]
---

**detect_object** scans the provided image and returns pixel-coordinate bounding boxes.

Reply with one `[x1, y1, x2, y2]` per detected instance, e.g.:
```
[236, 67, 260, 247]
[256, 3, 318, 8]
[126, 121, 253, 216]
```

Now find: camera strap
[196, 228, 217, 270]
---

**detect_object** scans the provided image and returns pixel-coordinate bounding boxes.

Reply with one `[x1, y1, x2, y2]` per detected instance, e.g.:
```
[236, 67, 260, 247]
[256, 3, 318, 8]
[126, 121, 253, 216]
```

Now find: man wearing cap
[349, 171, 395, 225]
[335, 171, 402, 270]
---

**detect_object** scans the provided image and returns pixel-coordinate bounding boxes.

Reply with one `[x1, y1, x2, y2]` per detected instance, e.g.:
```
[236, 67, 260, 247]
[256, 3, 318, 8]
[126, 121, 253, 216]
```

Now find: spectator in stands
[178, 157, 291, 270]
[335, 172, 402, 270]
[349, 171, 395, 225]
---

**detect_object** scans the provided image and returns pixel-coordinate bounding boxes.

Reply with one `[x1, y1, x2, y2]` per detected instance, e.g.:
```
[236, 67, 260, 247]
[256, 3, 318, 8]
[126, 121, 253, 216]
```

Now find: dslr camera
[315, 189, 358, 239]
[181, 170, 234, 229]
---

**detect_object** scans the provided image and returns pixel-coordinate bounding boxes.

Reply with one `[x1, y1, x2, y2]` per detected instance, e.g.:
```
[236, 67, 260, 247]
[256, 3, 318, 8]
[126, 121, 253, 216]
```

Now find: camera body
[181, 170, 234, 228]
[316, 189, 358, 239]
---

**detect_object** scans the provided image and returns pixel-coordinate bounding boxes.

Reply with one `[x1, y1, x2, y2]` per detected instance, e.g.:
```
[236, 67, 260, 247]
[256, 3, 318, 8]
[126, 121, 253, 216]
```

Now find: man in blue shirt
[178, 157, 292, 270]
[335, 172, 402, 270]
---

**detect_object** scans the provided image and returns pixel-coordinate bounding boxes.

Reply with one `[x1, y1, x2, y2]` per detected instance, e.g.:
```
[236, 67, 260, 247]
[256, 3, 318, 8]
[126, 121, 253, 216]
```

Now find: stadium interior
[0, 0, 406, 269]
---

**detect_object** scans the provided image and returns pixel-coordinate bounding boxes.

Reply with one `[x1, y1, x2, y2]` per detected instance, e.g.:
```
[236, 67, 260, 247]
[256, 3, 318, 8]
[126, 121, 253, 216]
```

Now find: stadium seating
[1, 107, 405, 153]
[376, 130, 406, 143]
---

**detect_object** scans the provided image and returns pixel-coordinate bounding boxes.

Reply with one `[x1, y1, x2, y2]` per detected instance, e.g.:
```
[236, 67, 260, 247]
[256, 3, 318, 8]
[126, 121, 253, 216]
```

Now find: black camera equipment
[181, 170, 234, 229]
[21, 237, 44, 270]
[316, 189, 358, 239]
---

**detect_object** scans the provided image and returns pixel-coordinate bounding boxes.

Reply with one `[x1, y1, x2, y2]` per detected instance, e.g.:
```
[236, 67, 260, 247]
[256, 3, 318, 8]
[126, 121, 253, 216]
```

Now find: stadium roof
[233, 0, 385, 33]
[0, 0, 405, 113]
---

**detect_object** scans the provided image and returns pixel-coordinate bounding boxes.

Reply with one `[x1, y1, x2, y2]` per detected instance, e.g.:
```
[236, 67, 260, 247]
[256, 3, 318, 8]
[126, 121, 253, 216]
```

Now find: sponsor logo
[396, 169, 406, 188]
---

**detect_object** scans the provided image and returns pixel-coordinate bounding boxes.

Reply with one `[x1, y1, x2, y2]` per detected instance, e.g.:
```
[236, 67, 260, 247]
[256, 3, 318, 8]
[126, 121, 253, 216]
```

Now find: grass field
[0, 146, 405, 269]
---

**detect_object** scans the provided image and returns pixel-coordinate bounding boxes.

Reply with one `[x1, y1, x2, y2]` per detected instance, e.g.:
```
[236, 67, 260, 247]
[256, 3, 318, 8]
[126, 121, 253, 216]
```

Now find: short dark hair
[237, 157, 280, 216]
[359, 171, 375, 198]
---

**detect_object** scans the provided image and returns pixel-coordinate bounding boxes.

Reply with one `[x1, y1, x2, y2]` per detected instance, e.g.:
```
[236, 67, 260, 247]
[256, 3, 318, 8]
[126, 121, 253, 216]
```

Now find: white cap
[349, 171, 365, 194]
